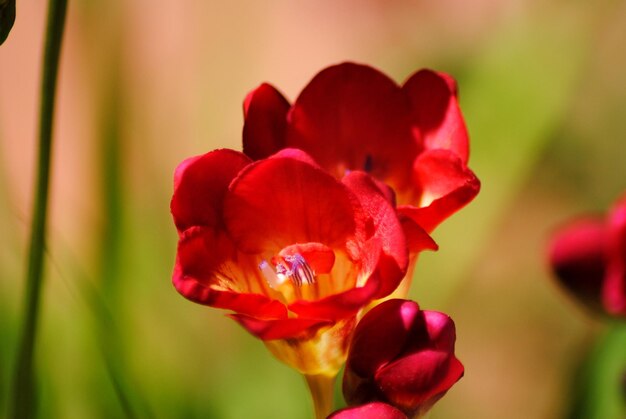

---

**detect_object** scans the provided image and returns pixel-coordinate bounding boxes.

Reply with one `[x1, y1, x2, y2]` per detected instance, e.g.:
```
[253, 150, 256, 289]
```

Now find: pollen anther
[284, 254, 316, 286]
[259, 253, 316, 289]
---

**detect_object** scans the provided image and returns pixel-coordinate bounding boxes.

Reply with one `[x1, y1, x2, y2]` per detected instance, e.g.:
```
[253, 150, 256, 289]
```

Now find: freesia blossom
[242, 63, 479, 296]
[242, 62, 479, 237]
[342, 299, 464, 418]
[171, 148, 430, 379]
[549, 194, 626, 316]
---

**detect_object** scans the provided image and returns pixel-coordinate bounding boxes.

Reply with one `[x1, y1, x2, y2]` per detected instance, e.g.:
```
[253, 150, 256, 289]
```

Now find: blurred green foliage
[566, 323, 626, 419]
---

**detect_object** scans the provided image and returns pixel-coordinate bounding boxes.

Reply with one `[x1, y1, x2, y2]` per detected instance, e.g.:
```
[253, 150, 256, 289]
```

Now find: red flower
[171, 148, 411, 375]
[342, 299, 464, 418]
[242, 62, 480, 238]
[549, 194, 626, 317]
[328, 402, 408, 419]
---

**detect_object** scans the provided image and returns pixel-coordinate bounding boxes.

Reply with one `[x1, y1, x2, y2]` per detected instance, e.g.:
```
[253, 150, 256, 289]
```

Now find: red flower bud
[549, 194, 626, 317]
[328, 402, 408, 419]
[343, 299, 463, 418]
[548, 218, 607, 313]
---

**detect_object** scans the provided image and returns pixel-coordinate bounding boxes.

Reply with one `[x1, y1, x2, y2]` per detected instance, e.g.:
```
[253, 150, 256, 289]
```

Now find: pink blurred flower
[549, 194, 626, 316]
[342, 299, 463, 418]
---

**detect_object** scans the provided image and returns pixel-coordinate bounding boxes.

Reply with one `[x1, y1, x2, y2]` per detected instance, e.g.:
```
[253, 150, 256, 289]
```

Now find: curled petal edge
[242, 83, 290, 160]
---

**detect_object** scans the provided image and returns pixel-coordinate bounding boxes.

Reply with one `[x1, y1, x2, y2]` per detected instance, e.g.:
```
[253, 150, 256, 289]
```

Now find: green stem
[10, 0, 68, 417]
[304, 374, 336, 419]
[564, 322, 626, 419]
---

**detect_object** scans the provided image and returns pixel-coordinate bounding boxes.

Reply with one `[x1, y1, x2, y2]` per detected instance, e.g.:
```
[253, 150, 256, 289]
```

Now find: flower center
[363, 154, 373, 172]
[259, 253, 316, 289]
[255, 243, 355, 304]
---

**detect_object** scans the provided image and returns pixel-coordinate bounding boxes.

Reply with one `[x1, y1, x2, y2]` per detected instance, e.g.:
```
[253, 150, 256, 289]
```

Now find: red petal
[399, 214, 438, 254]
[548, 218, 607, 313]
[422, 311, 457, 353]
[171, 149, 251, 233]
[604, 196, 626, 315]
[242, 83, 290, 160]
[370, 177, 397, 207]
[173, 227, 287, 318]
[347, 300, 421, 378]
[278, 242, 335, 274]
[228, 313, 332, 340]
[288, 272, 381, 320]
[224, 155, 358, 254]
[328, 403, 408, 419]
[269, 147, 320, 167]
[400, 149, 480, 232]
[343, 171, 408, 297]
[375, 349, 463, 409]
[403, 69, 469, 163]
[285, 62, 418, 194]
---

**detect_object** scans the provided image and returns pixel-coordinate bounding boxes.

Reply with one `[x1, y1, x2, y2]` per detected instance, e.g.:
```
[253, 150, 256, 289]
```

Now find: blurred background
[1, 0, 626, 418]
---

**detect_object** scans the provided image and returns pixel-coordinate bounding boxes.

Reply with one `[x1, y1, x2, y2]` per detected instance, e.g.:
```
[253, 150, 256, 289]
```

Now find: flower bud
[548, 194, 626, 317]
[342, 299, 463, 418]
[548, 218, 607, 313]
[328, 402, 407, 419]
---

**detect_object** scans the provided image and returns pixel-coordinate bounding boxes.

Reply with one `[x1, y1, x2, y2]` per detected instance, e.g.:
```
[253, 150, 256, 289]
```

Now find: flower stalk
[10, 0, 68, 417]
[305, 373, 336, 419]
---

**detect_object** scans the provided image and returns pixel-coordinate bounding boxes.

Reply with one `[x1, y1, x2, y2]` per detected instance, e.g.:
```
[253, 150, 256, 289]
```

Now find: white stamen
[259, 253, 316, 289]
[284, 254, 316, 286]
